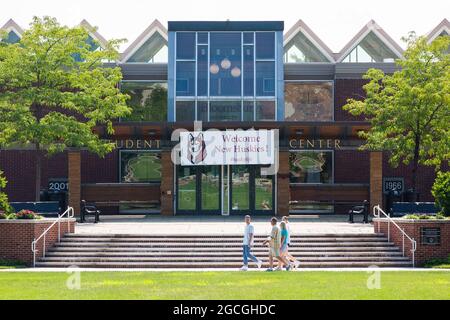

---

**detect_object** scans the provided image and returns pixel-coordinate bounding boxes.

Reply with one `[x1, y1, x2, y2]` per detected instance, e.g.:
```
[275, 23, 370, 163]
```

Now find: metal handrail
[31, 207, 74, 267]
[373, 205, 417, 267]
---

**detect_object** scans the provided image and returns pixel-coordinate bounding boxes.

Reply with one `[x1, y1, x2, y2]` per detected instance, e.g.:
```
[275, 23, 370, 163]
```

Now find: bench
[80, 200, 100, 223]
[10, 201, 61, 217]
[390, 202, 439, 217]
[348, 200, 369, 223]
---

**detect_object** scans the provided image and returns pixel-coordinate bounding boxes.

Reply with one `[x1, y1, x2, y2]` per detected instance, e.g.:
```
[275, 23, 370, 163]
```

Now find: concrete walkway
[75, 215, 374, 235]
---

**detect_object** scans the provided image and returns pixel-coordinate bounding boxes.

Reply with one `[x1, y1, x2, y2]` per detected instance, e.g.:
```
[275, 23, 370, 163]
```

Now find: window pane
[198, 32, 208, 44]
[243, 32, 254, 44]
[284, 82, 333, 121]
[243, 101, 254, 121]
[289, 151, 333, 184]
[243, 45, 254, 96]
[210, 101, 241, 121]
[197, 45, 208, 96]
[176, 101, 195, 121]
[256, 61, 275, 96]
[197, 101, 208, 121]
[176, 32, 196, 60]
[121, 152, 161, 182]
[210, 32, 242, 96]
[256, 101, 275, 120]
[256, 32, 275, 59]
[176, 61, 195, 96]
[121, 82, 167, 122]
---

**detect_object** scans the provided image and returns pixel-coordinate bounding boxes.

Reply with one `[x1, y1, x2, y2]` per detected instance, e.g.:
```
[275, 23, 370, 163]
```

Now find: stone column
[370, 151, 383, 212]
[277, 151, 290, 217]
[68, 151, 81, 216]
[160, 151, 174, 216]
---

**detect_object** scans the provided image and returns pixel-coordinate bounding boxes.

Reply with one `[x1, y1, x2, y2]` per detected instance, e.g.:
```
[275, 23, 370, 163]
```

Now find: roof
[426, 18, 450, 43]
[79, 19, 108, 48]
[168, 21, 284, 32]
[0, 18, 24, 37]
[283, 19, 335, 62]
[336, 20, 404, 62]
[120, 19, 168, 62]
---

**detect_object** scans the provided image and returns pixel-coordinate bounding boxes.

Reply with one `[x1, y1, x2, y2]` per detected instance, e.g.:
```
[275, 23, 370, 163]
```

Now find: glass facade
[120, 151, 162, 183]
[121, 82, 168, 122]
[289, 151, 333, 184]
[172, 30, 280, 121]
[284, 82, 333, 121]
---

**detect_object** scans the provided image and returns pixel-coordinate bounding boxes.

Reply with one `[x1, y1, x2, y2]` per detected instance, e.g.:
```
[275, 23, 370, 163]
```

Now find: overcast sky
[2, 0, 448, 52]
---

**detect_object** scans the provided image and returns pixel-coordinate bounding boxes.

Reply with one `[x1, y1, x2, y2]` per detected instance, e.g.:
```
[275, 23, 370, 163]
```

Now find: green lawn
[0, 271, 449, 300]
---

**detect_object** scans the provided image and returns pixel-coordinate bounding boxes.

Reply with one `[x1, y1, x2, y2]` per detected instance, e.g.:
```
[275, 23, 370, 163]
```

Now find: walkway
[75, 214, 374, 235]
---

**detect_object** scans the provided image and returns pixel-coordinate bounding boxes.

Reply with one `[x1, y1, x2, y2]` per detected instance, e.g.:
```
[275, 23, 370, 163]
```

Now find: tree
[0, 17, 131, 200]
[0, 170, 11, 214]
[343, 33, 450, 198]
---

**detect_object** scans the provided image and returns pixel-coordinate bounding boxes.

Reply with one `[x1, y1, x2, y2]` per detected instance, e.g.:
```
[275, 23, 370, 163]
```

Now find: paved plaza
[75, 214, 374, 235]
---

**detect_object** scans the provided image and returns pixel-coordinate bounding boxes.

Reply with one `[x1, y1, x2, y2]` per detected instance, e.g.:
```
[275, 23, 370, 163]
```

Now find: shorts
[269, 246, 280, 257]
[280, 244, 288, 253]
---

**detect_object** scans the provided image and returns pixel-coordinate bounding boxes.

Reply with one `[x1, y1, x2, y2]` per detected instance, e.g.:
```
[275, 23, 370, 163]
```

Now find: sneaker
[257, 260, 263, 269]
[239, 265, 248, 271]
[286, 264, 291, 271]
[274, 266, 282, 271]
[294, 261, 300, 269]
[265, 268, 273, 272]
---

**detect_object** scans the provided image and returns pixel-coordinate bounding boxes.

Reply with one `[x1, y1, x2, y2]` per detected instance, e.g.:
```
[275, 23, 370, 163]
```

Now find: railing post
[402, 228, 405, 256]
[58, 219, 61, 243]
[32, 240, 36, 268]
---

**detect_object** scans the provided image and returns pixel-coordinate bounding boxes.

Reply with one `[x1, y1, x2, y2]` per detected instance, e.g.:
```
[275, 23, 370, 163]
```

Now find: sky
[1, 0, 448, 52]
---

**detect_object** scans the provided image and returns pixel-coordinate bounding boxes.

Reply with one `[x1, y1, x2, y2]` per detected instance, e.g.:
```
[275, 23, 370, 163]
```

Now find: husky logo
[187, 133, 207, 164]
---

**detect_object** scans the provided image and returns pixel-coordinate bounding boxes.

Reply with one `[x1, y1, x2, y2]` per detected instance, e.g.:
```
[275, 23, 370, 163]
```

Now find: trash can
[385, 189, 402, 214]
[47, 191, 68, 214]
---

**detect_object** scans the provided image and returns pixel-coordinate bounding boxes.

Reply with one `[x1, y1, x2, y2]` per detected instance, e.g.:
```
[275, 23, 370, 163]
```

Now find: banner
[180, 130, 275, 166]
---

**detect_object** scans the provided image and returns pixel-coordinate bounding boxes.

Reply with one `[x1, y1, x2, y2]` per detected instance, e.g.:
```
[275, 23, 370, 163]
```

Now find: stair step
[35, 261, 413, 268]
[65, 233, 385, 238]
[40, 256, 411, 262]
[54, 242, 394, 247]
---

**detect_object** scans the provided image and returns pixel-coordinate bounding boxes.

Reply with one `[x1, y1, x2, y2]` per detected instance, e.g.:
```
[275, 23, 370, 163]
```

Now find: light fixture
[221, 58, 231, 69]
[231, 66, 241, 77]
[210, 63, 219, 74]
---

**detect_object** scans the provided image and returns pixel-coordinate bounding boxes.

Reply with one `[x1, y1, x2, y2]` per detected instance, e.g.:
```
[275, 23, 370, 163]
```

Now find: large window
[120, 151, 162, 183]
[285, 82, 333, 121]
[174, 31, 278, 121]
[289, 151, 333, 184]
[121, 82, 168, 122]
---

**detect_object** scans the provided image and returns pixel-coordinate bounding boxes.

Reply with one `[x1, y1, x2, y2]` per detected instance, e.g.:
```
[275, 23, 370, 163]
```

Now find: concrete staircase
[35, 233, 413, 268]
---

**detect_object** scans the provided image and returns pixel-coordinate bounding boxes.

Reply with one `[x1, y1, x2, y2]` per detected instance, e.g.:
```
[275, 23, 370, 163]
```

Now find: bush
[403, 214, 449, 220]
[15, 210, 41, 220]
[0, 170, 11, 214]
[432, 171, 450, 217]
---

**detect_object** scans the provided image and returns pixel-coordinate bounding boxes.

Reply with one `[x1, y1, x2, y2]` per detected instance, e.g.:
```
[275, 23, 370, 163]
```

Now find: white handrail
[31, 207, 74, 267]
[373, 205, 417, 268]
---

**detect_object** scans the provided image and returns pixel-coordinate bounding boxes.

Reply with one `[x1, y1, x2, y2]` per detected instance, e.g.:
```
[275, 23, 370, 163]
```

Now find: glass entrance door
[230, 165, 275, 215]
[176, 165, 221, 214]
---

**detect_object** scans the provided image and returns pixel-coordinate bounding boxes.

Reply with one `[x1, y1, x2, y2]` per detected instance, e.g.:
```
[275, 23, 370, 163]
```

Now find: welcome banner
[180, 130, 275, 166]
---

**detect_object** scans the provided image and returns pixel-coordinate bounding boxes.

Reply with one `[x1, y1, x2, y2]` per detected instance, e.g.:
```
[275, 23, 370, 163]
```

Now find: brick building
[0, 18, 448, 216]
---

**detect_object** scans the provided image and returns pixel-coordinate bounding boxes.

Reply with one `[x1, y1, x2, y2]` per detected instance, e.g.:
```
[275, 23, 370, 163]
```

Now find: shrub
[0, 170, 11, 214]
[15, 210, 41, 220]
[432, 171, 450, 217]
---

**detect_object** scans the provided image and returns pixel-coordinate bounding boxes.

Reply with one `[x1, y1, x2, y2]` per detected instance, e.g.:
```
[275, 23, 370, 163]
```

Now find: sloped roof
[121, 19, 168, 62]
[79, 19, 108, 48]
[336, 20, 404, 62]
[1, 18, 24, 37]
[426, 18, 450, 43]
[284, 19, 335, 62]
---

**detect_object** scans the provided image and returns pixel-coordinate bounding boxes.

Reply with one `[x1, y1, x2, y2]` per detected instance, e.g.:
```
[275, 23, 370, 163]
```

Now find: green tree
[0, 17, 131, 200]
[343, 33, 450, 198]
[0, 170, 11, 214]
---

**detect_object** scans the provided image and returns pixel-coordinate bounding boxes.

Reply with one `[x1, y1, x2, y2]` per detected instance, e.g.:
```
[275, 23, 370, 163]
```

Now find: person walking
[263, 217, 291, 271]
[240, 215, 263, 271]
[282, 216, 300, 269]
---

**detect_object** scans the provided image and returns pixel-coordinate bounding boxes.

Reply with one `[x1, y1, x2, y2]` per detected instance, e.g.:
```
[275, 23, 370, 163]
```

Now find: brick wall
[334, 79, 368, 121]
[374, 218, 450, 266]
[0, 218, 76, 266]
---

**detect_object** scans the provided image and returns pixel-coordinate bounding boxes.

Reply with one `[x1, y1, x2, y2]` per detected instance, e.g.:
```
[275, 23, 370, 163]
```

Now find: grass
[0, 271, 449, 300]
